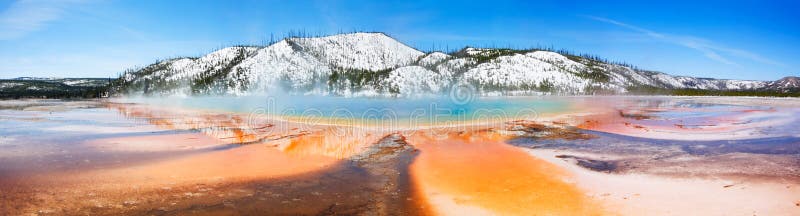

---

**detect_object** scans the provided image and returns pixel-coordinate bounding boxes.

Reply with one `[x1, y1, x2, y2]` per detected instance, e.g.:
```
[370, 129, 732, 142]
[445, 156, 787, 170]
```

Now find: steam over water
[118, 95, 572, 125]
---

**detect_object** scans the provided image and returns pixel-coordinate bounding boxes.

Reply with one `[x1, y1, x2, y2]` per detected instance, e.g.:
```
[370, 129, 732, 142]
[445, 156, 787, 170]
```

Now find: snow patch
[289, 33, 423, 71]
[386, 66, 446, 95]
[418, 52, 450, 66]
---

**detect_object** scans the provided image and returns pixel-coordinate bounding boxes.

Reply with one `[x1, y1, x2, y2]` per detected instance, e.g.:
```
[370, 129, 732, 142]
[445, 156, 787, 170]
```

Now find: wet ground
[0, 100, 429, 215]
[1, 97, 799, 215]
[509, 129, 800, 181]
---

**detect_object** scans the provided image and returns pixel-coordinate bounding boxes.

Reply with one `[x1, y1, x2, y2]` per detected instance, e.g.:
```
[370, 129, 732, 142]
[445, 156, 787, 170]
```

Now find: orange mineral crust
[406, 130, 604, 215]
[281, 128, 382, 159]
[71, 142, 340, 189]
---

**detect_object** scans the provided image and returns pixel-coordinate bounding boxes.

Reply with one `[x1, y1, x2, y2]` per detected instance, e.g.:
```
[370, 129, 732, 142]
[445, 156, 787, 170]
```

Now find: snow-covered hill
[1, 78, 109, 98]
[764, 76, 800, 93]
[112, 32, 792, 96]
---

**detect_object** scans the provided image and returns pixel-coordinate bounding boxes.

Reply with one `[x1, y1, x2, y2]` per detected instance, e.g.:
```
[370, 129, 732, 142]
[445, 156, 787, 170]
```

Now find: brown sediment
[2, 159, 411, 215]
[506, 120, 597, 140]
[618, 110, 653, 120]
[554, 155, 618, 173]
[406, 129, 604, 215]
[136, 133, 429, 216]
[351, 133, 433, 215]
[280, 127, 383, 159]
[2, 134, 426, 215]
[578, 119, 602, 129]
[226, 128, 257, 143]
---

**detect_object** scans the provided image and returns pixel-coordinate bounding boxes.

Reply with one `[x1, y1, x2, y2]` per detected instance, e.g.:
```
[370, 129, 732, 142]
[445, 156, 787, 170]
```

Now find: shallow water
[118, 95, 572, 125]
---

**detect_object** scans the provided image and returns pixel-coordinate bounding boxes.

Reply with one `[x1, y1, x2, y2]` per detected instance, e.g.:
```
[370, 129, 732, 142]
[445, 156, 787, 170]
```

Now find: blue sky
[0, 0, 798, 81]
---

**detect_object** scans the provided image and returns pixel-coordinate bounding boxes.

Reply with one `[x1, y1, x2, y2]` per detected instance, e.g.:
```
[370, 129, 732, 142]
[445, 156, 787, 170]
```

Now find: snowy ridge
[386, 66, 446, 96]
[417, 52, 450, 67]
[288, 33, 424, 71]
[646, 73, 766, 90]
[227, 40, 331, 94]
[115, 32, 787, 97]
[764, 76, 800, 93]
[462, 52, 594, 92]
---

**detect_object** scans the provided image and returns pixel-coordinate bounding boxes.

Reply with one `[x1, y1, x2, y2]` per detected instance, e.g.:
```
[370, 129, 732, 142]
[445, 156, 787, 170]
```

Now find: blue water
[120, 95, 572, 122]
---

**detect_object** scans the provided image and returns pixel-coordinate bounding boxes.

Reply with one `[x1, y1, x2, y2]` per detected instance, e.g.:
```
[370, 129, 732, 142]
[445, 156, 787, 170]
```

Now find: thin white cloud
[585, 15, 784, 67]
[586, 16, 665, 39]
[0, 0, 86, 40]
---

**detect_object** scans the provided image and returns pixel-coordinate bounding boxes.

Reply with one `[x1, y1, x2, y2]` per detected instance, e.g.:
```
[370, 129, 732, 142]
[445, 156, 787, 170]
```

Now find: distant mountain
[0, 78, 109, 98]
[110, 32, 797, 97]
[764, 76, 800, 93]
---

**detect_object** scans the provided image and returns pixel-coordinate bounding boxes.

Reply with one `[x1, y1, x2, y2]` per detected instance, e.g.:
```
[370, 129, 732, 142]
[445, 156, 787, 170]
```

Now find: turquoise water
[119, 95, 572, 123]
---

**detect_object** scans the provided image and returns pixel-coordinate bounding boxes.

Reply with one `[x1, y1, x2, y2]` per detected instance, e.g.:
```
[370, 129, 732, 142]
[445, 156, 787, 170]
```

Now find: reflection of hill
[106, 102, 383, 159]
